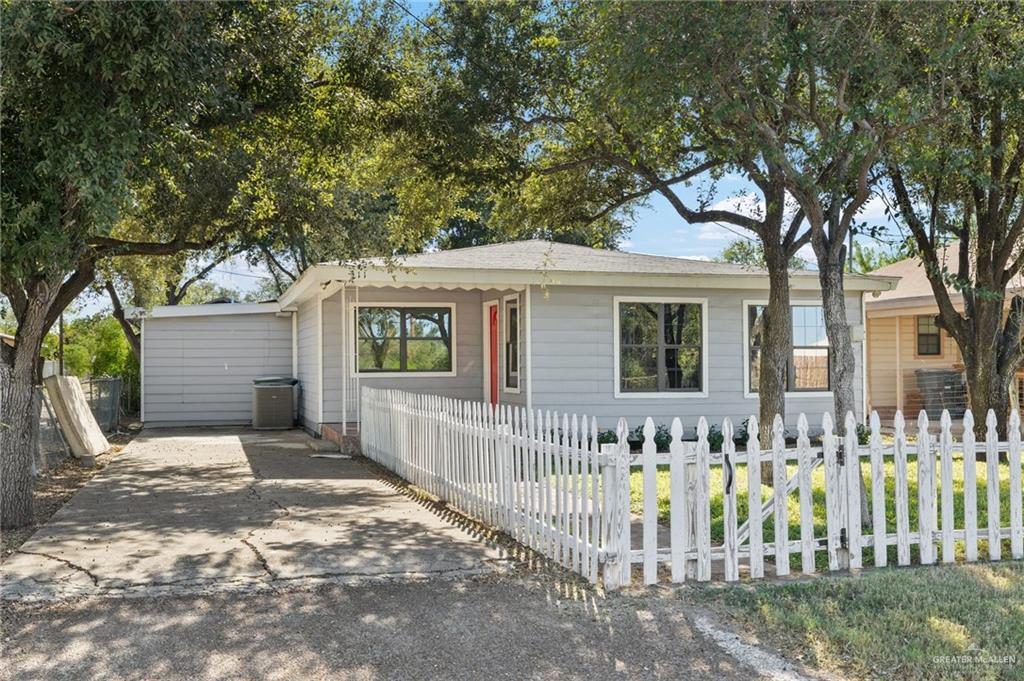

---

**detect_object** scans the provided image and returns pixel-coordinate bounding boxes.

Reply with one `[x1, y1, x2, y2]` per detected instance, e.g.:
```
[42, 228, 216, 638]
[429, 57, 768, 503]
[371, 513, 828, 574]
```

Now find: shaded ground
[0, 431, 134, 564]
[2, 428, 505, 602]
[0, 426, 838, 680]
[1, 573, 769, 681]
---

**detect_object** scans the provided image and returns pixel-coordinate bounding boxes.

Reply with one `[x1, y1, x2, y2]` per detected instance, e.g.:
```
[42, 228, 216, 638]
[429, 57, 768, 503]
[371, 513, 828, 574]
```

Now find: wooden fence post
[823, 411, 850, 571]
[615, 430, 632, 588]
[600, 442, 620, 589]
[1010, 409, 1023, 560]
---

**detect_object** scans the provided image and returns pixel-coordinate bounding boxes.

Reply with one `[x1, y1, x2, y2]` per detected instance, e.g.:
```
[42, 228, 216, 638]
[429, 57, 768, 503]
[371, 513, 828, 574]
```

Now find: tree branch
[170, 251, 236, 305]
[42, 261, 96, 336]
[104, 281, 141, 360]
[89, 230, 227, 257]
[259, 245, 298, 282]
[1, 274, 28, 325]
[888, 163, 965, 341]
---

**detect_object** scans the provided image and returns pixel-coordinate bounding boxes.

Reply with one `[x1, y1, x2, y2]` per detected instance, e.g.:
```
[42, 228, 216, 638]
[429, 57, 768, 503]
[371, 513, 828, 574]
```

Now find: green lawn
[703, 561, 1024, 680]
[630, 458, 1015, 569]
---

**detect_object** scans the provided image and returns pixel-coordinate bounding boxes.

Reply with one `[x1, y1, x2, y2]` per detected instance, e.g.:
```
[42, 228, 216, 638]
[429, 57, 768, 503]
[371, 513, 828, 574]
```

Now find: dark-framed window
[618, 301, 703, 393]
[748, 304, 830, 393]
[504, 298, 519, 390]
[356, 306, 453, 373]
[916, 315, 941, 356]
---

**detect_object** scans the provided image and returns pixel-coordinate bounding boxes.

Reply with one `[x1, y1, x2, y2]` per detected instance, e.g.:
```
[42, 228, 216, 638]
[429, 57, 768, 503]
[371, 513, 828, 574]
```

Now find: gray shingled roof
[357, 240, 820, 278]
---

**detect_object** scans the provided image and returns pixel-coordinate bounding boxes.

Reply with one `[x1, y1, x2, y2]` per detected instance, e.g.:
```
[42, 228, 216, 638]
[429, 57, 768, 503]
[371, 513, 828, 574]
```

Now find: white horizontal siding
[295, 297, 319, 431]
[528, 285, 864, 430]
[142, 312, 292, 426]
[322, 287, 491, 423]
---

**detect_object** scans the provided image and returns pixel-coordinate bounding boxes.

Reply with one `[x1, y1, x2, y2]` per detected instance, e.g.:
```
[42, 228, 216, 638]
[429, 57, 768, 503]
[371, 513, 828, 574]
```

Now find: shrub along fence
[360, 387, 1023, 589]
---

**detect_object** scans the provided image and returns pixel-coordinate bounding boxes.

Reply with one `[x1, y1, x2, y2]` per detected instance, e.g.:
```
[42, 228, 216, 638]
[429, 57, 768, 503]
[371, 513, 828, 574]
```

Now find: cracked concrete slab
[2, 428, 505, 602]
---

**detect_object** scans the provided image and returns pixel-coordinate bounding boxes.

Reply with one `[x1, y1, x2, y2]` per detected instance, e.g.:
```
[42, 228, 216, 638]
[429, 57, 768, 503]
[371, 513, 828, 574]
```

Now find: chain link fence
[80, 377, 123, 432]
[37, 386, 71, 472]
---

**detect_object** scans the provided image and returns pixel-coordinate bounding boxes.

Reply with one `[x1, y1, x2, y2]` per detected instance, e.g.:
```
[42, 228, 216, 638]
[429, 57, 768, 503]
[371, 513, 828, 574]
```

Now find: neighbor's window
[504, 298, 519, 390]
[618, 301, 703, 393]
[916, 315, 941, 356]
[749, 304, 830, 392]
[356, 306, 453, 373]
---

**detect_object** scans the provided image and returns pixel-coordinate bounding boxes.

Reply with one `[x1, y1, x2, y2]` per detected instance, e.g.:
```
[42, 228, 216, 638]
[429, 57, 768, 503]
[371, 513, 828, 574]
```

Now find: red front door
[489, 304, 499, 406]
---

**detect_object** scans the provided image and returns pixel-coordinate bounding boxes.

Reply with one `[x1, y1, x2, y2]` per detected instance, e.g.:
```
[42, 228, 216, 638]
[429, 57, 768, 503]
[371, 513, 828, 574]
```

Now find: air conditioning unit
[252, 377, 298, 429]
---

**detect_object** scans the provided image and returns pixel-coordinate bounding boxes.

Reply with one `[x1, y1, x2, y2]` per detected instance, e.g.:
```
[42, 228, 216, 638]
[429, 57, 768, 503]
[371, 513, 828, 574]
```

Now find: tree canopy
[883, 3, 1024, 432]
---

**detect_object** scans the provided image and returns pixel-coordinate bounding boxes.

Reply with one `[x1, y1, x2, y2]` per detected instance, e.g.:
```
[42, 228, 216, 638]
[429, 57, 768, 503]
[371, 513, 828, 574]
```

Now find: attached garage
[141, 303, 293, 427]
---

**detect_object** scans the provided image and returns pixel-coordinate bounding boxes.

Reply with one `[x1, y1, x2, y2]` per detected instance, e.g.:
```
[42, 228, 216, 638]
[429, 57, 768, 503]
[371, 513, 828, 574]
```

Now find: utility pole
[847, 226, 857, 273]
[58, 312, 65, 375]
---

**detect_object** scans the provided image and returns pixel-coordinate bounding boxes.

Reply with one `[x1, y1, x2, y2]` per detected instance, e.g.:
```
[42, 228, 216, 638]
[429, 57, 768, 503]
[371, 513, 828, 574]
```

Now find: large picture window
[916, 315, 941, 356]
[748, 304, 830, 393]
[617, 300, 704, 394]
[504, 298, 519, 390]
[356, 306, 453, 374]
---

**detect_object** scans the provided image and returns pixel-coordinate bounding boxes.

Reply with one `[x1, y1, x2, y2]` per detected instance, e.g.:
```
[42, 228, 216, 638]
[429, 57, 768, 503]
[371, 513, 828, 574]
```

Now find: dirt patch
[0, 430, 136, 564]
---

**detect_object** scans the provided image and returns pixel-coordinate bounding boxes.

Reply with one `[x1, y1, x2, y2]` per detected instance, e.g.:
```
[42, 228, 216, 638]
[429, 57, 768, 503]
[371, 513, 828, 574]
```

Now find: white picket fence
[360, 387, 608, 582]
[360, 387, 1024, 589]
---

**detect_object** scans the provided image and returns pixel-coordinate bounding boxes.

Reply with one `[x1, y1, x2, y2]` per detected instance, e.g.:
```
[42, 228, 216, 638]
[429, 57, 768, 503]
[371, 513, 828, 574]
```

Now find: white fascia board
[148, 302, 280, 318]
[865, 294, 971, 317]
[276, 267, 320, 309]
[281, 265, 900, 307]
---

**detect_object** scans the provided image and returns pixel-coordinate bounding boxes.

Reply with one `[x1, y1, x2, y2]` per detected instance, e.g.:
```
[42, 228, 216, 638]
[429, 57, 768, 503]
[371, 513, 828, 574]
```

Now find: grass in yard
[703, 561, 1024, 680]
[630, 458, 1015, 569]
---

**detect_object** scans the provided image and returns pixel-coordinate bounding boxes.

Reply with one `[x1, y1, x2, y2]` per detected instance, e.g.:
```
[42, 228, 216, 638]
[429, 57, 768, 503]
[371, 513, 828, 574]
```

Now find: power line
[211, 268, 272, 280]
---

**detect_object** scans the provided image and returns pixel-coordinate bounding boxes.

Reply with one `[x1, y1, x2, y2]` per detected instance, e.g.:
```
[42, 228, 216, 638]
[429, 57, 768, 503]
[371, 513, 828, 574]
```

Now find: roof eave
[280, 264, 899, 305]
[147, 302, 282, 319]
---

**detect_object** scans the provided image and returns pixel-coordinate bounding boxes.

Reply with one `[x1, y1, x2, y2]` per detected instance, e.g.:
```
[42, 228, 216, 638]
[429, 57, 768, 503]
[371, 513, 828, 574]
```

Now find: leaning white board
[42, 375, 109, 458]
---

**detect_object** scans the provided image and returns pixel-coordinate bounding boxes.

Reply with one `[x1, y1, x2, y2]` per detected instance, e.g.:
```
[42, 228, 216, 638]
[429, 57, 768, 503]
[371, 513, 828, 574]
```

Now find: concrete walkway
[2, 428, 505, 602]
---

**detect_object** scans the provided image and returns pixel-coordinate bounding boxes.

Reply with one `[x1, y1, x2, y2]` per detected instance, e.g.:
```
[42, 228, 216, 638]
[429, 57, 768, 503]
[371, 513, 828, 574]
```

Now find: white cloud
[797, 243, 815, 263]
[619, 239, 634, 249]
[697, 224, 735, 241]
[710, 193, 765, 219]
[855, 194, 893, 223]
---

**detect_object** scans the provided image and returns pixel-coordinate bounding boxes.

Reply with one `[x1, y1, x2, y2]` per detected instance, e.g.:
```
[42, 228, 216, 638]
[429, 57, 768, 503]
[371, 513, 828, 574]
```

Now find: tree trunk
[757, 245, 793, 484]
[817, 258, 858, 422]
[0, 363, 39, 529]
[816, 249, 870, 527]
[1, 281, 57, 528]
[959, 306, 1014, 439]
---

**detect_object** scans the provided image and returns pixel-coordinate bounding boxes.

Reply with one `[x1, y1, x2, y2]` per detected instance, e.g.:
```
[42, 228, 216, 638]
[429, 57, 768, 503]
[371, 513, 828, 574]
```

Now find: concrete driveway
[2, 428, 505, 602]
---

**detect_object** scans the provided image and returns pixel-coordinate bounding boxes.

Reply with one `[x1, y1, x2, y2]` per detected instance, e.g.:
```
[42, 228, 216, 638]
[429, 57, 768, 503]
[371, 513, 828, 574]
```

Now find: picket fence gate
[360, 387, 1024, 589]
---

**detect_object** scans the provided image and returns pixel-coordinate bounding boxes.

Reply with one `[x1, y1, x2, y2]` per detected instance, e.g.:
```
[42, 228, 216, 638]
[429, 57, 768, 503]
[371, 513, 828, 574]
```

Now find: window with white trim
[916, 315, 941, 356]
[356, 306, 453, 373]
[504, 298, 519, 390]
[748, 303, 830, 392]
[618, 301, 703, 393]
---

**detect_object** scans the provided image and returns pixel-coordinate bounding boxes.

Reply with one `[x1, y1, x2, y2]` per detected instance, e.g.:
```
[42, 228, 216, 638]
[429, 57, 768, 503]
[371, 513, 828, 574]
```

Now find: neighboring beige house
[866, 244, 1024, 420]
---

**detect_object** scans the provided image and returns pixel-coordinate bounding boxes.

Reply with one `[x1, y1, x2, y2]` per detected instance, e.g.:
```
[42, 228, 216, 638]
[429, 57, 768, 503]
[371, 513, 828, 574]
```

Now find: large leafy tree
[0, 1, 399, 527]
[616, 2, 957, 426]
[885, 4, 1024, 435]
[425, 1, 813, 445]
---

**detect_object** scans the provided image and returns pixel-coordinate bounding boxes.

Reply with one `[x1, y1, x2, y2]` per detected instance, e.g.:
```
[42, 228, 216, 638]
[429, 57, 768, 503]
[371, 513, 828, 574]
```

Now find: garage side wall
[295, 297, 320, 432]
[143, 312, 292, 426]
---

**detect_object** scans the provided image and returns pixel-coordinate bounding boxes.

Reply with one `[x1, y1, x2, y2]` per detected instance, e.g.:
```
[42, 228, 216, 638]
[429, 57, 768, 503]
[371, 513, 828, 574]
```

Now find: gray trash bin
[252, 377, 299, 429]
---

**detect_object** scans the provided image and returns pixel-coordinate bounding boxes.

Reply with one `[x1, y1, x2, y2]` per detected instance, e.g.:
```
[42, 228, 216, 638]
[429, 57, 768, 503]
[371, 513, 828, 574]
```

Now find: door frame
[482, 300, 499, 406]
